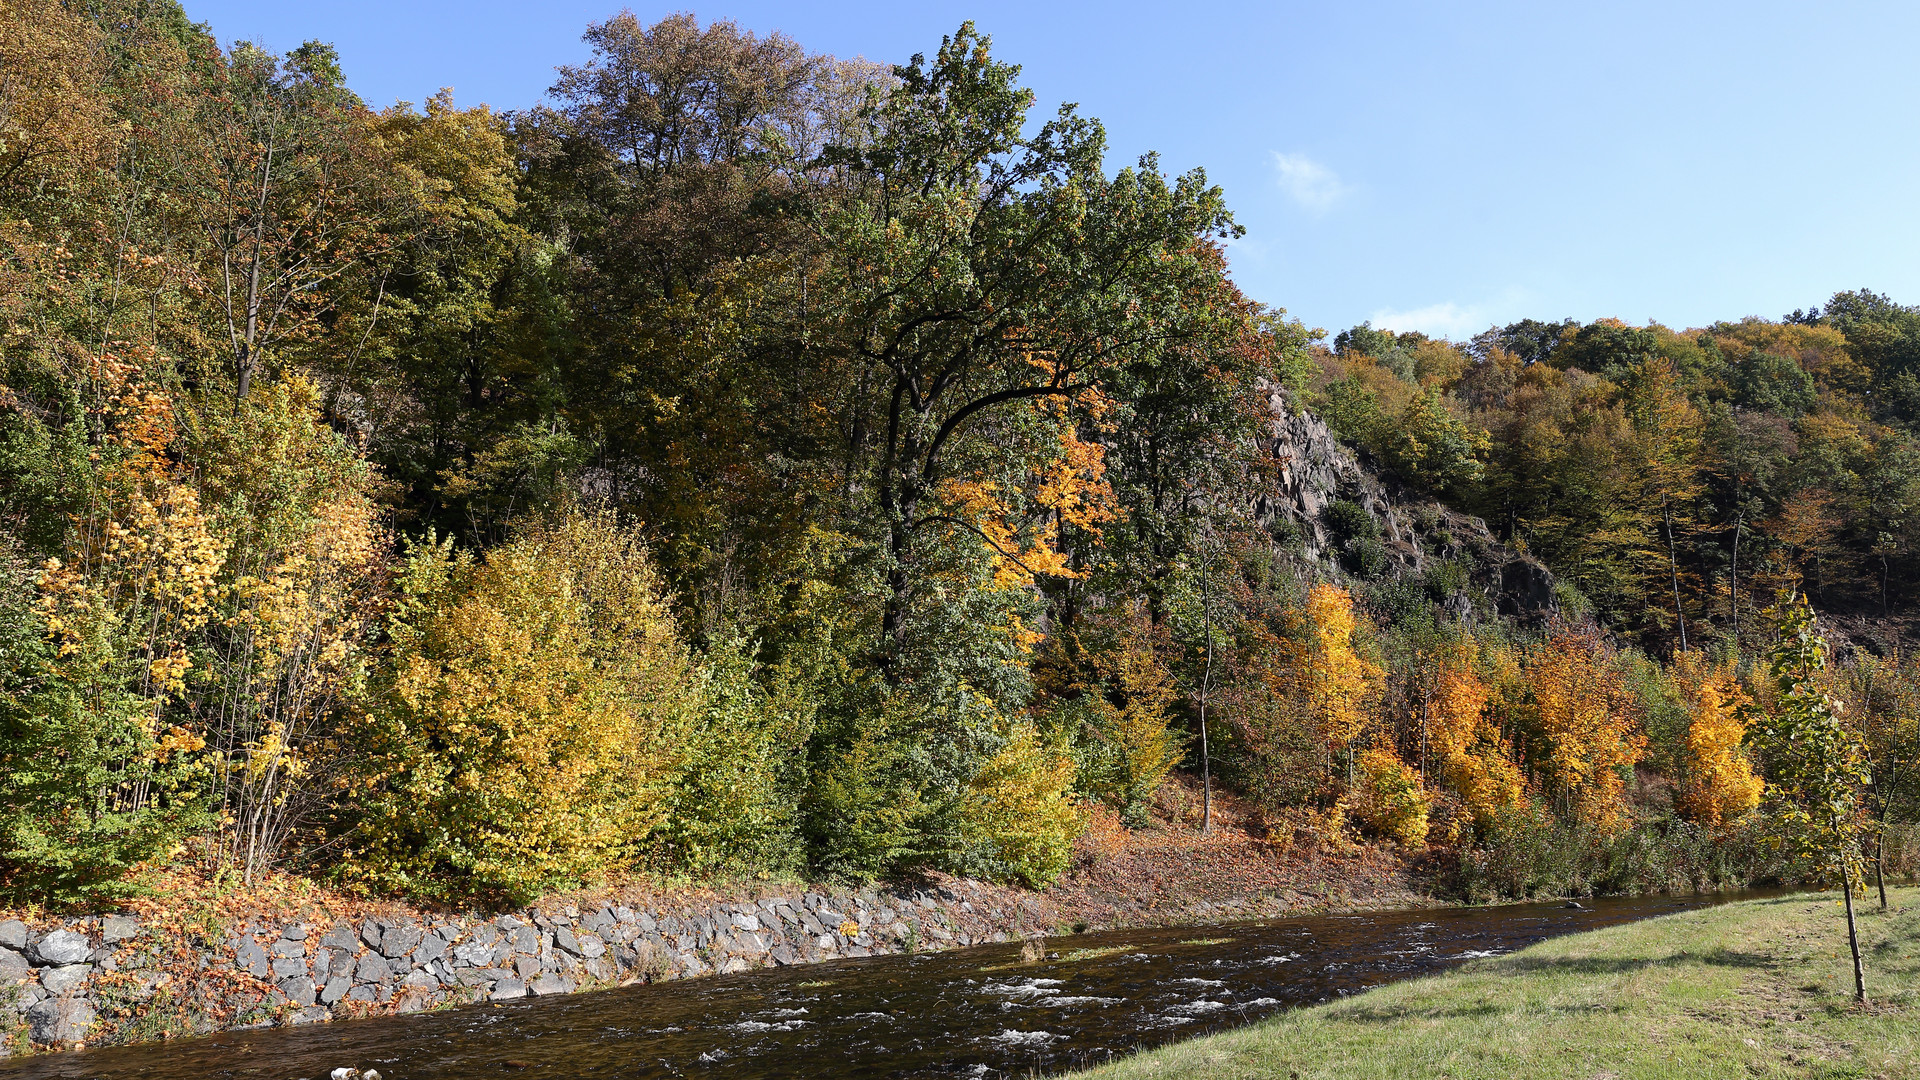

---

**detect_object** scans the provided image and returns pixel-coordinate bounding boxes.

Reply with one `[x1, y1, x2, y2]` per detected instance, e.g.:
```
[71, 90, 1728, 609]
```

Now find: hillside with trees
[3, 0, 1918, 912]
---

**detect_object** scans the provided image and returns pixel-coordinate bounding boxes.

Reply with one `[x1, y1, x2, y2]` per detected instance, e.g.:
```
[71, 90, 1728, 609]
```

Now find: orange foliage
[1526, 629, 1646, 833]
[1670, 651, 1762, 826]
[1424, 640, 1526, 827]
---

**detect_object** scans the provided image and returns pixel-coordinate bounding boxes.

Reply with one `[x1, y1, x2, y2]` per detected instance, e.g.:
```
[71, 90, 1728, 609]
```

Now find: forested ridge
[3, 0, 1917, 910]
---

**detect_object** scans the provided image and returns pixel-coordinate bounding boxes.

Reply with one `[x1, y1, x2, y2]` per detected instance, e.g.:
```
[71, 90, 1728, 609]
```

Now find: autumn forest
[4, 0, 1919, 914]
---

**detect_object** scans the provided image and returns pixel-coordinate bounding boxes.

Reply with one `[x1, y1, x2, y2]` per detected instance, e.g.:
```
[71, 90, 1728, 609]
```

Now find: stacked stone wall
[1, 881, 1050, 1055]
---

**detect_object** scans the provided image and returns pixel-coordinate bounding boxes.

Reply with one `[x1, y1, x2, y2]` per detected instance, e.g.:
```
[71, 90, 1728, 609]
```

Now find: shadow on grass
[1469, 947, 1781, 978]
[1332, 1000, 1626, 1024]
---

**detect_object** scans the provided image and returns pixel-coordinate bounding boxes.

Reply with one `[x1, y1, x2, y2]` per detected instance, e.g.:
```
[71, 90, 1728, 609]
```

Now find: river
[0, 892, 1754, 1079]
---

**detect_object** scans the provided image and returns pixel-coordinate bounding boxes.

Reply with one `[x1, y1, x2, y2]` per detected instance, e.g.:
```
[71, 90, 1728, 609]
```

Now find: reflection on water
[0, 893, 1754, 1080]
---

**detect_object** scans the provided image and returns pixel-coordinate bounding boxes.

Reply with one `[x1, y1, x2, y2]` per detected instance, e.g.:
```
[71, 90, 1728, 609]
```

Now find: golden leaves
[1526, 630, 1646, 834]
[1300, 584, 1381, 757]
[1671, 651, 1762, 827]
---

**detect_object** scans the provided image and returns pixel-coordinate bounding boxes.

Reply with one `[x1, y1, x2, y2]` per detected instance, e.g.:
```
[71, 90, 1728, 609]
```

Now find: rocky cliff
[1251, 385, 1557, 623]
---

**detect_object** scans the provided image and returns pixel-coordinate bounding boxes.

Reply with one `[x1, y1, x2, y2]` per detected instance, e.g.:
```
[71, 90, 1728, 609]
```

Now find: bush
[1350, 747, 1430, 847]
[347, 506, 701, 903]
[800, 697, 926, 882]
[959, 723, 1081, 888]
[1439, 806, 1809, 903]
[0, 535, 206, 903]
[661, 644, 811, 875]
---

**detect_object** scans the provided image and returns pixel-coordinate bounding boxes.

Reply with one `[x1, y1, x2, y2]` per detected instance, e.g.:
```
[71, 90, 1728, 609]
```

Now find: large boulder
[27, 996, 96, 1044]
[29, 931, 90, 967]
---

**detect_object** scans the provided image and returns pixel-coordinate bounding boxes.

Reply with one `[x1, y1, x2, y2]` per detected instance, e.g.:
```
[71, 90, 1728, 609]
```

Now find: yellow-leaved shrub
[1350, 746, 1431, 847]
[350, 506, 700, 902]
[1671, 651, 1762, 827]
[1426, 641, 1527, 830]
[1526, 629, 1646, 834]
[959, 722, 1081, 888]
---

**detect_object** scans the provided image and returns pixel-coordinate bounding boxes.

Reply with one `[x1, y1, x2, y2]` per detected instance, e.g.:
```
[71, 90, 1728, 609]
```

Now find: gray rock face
[353, 953, 388, 983]
[271, 956, 309, 979]
[489, 977, 527, 1000]
[271, 938, 307, 959]
[452, 939, 493, 967]
[278, 976, 316, 1006]
[378, 925, 424, 959]
[235, 938, 271, 979]
[529, 973, 571, 996]
[320, 975, 350, 1005]
[26, 996, 95, 1043]
[414, 934, 447, 964]
[31, 931, 91, 967]
[320, 923, 358, 951]
[0, 920, 26, 949]
[39, 964, 89, 995]
[100, 916, 140, 943]
[0, 947, 29, 983]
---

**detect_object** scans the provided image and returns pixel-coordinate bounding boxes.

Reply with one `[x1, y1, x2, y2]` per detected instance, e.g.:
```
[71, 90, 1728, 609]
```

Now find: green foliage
[661, 644, 811, 875]
[800, 696, 929, 882]
[1442, 805, 1803, 903]
[0, 537, 206, 903]
[1744, 598, 1870, 875]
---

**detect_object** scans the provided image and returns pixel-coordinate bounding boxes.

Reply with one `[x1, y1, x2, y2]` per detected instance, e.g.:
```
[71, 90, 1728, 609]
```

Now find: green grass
[1073, 890, 1920, 1079]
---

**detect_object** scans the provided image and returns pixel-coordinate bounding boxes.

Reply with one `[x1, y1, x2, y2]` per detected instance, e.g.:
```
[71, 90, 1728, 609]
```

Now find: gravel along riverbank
[1071, 889, 1920, 1080]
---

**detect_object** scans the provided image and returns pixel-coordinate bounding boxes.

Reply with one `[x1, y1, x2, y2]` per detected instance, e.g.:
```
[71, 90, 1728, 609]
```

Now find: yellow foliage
[1351, 747, 1430, 847]
[933, 396, 1119, 591]
[1671, 651, 1763, 827]
[1424, 641, 1527, 828]
[1084, 621, 1183, 812]
[36, 361, 228, 700]
[960, 722, 1082, 888]
[1299, 584, 1382, 767]
[1527, 630, 1646, 833]
[354, 506, 701, 901]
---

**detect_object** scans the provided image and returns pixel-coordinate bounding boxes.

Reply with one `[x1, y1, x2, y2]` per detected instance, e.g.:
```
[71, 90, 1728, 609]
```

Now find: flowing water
[1, 893, 1759, 1080]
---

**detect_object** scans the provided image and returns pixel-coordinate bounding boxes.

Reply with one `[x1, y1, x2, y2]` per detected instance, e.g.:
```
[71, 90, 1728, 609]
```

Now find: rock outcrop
[1252, 385, 1557, 623]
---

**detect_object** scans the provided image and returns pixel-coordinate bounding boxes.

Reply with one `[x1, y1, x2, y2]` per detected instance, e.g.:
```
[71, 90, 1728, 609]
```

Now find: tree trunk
[1841, 856, 1867, 1003]
[1663, 494, 1686, 652]
[1199, 568, 1213, 835]
[1729, 511, 1742, 641]
[1876, 829, 1889, 912]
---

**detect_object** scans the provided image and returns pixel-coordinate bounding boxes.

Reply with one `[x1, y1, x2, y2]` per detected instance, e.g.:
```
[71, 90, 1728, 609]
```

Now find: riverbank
[1072, 889, 1920, 1079]
[0, 780, 1421, 1058]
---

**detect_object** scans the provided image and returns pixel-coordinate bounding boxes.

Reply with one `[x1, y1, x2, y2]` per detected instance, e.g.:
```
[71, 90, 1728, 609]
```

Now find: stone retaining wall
[1, 880, 1052, 1055]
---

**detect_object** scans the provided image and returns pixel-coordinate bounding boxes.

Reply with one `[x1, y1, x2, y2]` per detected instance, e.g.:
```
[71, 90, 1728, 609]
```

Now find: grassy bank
[1075, 890, 1920, 1080]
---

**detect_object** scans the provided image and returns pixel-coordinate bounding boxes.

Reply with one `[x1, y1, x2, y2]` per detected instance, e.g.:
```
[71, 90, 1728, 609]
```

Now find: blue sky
[180, 0, 1920, 341]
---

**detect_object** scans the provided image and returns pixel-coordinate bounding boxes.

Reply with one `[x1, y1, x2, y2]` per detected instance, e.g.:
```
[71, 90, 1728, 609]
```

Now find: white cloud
[1367, 302, 1490, 340]
[1270, 152, 1346, 213]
